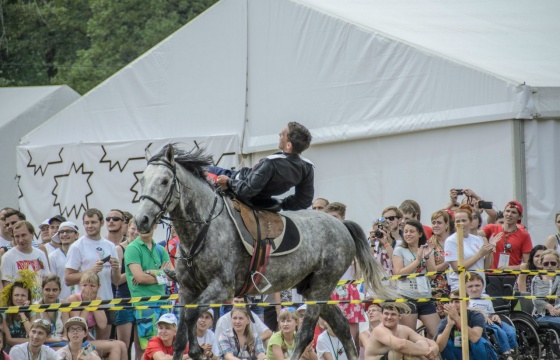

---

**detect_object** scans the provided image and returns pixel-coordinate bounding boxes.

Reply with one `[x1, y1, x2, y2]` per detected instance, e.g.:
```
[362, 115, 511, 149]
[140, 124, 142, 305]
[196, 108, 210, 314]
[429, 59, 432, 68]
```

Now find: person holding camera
[445, 188, 498, 225]
[370, 217, 395, 275]
[392, 219, 440, 338]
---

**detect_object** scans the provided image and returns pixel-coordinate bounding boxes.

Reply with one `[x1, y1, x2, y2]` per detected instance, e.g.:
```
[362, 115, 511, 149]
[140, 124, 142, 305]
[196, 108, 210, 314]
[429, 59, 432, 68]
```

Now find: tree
[0, 0, 217, 93]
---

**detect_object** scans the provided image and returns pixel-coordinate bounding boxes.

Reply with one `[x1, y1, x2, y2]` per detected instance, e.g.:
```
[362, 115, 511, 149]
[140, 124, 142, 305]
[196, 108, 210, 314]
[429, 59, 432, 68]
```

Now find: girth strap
[236, 210, 272, 297]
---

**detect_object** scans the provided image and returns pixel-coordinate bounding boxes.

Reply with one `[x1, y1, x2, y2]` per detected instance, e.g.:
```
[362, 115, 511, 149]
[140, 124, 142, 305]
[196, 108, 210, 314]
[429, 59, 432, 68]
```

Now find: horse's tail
[343, 220, 396, 300]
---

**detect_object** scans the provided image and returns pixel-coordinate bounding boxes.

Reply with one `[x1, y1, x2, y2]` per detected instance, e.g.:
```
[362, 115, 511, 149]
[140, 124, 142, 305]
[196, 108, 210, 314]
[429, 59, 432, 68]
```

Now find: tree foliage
[0, 0, 217, 93]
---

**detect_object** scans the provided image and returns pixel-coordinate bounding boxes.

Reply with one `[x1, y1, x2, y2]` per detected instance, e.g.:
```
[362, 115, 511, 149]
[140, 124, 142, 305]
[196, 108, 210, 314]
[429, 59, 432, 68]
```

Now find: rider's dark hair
[287, 122, 312, 154]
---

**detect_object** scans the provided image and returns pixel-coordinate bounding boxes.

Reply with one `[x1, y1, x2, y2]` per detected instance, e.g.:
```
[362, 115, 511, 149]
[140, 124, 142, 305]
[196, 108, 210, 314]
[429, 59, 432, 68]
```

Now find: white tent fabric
[17, 0, 560, 244]
[0, 85, 80, 207]
[17, 135, 238, 233]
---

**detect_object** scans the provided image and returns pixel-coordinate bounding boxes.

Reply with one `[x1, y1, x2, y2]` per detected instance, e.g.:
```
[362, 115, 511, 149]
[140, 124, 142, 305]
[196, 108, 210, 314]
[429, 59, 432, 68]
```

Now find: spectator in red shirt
[478, 201, 533, 270]
[144, 313, 189, 360]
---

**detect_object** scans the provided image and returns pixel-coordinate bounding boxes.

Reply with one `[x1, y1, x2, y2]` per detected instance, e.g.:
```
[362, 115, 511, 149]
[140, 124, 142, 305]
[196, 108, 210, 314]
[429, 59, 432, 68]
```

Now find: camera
[478, 201, 493, 209]
[374, 228, 384, 238]
[455, 189, 464, 196]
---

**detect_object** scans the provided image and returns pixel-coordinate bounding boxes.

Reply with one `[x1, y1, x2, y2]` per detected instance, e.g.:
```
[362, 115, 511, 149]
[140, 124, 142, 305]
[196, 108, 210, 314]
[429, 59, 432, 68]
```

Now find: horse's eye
[162, 179, 169, 186]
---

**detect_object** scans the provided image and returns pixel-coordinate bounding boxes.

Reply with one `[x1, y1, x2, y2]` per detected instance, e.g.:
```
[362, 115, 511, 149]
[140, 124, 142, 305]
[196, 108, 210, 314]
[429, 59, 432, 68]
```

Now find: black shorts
[104, 308, 117, 324]
[408, 300, 437, 316]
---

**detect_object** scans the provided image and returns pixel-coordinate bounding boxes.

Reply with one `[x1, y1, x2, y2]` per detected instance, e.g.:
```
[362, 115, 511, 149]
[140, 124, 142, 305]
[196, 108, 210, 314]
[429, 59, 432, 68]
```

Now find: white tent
[17, 0, 560, 243]
[0, 85, 80, 208]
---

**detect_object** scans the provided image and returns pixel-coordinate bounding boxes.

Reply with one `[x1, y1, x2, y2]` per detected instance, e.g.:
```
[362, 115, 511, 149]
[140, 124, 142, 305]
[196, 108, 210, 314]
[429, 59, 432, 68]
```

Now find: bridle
[139, 158, 224, 267]
[139, 159, 178, 223]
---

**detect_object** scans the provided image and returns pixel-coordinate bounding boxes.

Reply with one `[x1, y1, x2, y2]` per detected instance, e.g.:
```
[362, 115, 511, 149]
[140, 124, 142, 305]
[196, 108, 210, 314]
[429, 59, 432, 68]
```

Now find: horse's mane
[149, 144, 214, 182]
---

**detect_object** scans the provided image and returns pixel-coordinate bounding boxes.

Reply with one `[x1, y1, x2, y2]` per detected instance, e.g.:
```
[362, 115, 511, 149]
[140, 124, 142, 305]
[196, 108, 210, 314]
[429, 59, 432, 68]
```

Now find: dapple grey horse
[135, 144, 394, 360]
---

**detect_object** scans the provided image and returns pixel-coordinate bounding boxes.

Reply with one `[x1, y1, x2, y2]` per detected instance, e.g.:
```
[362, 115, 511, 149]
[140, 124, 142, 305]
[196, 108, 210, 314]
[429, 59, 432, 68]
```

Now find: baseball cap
[65, 316, 88, 331]
[297, 304, 307, 313]
[202, 308, 214, 319]
[51, 221, 79, 244]
[506, 200, 523, 221]
[157, 313, 178, 326]
[49, 215, 67, 224]
[39, 219, 50, 230]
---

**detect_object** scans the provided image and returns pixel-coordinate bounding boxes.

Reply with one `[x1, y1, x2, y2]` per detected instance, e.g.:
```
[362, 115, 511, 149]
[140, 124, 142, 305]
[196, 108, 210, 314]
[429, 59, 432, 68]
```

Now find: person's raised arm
[435, 317, 454, 352]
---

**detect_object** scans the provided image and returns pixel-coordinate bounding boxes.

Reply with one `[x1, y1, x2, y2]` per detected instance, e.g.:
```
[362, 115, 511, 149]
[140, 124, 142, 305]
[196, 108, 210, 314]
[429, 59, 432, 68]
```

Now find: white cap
[157, 313, 178, 326]
[297, 304, 307, 312]
[39, 219, 50, 229]
[51, 221, 79, 244]
[203, 308, 214, 319]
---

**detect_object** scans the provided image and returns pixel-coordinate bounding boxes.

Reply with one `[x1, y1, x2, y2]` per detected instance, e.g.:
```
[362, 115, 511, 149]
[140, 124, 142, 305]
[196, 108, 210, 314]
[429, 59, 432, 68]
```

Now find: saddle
[225, 198, 301, 256]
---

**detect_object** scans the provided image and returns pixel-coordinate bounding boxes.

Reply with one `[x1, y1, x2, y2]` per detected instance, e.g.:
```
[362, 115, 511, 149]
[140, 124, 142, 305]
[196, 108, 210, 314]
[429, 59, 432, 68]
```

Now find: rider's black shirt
[227, 152, 314, 211]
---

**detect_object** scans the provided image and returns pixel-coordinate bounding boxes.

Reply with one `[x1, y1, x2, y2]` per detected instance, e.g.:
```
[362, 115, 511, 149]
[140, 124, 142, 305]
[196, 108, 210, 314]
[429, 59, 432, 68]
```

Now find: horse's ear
[165, 144, 175, 164]
[145, 143, 153, 161]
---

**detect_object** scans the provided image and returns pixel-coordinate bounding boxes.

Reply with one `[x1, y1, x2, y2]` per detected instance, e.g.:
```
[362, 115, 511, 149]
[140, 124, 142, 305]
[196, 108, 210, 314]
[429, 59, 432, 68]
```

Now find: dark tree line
[0, 0, 217, 94]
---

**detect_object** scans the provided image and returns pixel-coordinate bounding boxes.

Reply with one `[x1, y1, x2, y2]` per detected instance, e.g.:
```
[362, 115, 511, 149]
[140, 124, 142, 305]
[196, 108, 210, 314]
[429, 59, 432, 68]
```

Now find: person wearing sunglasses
[381, 206, 403, 244]
[544, 211, 560, 253]
[9, 319, 62, 360]
[104, 209, 126, 247]
[531, 250, 560, 331]
[57, 317, 101, 360]
[65, 208, 120, 341]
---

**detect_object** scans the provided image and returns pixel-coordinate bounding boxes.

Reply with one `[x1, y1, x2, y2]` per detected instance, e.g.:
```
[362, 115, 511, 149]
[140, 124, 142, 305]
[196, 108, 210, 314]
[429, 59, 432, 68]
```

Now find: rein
[141, 158, 224, 267]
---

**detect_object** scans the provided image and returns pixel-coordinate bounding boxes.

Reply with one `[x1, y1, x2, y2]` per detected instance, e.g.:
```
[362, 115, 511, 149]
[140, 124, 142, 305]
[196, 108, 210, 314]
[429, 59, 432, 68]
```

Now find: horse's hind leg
[318, 303, 359, 360]
[292, 304, 320, 360]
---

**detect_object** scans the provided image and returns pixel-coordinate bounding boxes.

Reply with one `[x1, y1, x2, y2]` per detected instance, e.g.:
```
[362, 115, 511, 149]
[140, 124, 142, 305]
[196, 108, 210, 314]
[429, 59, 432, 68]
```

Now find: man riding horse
[209, 122, 314, 212]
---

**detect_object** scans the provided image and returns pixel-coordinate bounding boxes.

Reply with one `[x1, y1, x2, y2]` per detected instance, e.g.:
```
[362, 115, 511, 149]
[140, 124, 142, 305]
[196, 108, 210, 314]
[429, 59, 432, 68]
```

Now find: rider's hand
[216, 175, 229, 190]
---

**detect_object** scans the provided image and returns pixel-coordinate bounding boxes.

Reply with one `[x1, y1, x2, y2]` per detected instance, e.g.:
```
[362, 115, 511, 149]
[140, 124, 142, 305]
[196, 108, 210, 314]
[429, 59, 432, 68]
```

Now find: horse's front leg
[174, 290, 198, 360]
[183, 280, 231, 360]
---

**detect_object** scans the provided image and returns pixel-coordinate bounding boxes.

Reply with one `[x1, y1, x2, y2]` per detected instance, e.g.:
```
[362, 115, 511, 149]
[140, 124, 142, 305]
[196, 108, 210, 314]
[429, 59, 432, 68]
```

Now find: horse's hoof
[164, 269, 177, 282]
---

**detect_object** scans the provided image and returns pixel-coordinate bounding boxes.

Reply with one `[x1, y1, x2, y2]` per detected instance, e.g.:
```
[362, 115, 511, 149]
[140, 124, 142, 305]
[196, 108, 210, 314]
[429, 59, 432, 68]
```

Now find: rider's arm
[228, 160, 274, 204]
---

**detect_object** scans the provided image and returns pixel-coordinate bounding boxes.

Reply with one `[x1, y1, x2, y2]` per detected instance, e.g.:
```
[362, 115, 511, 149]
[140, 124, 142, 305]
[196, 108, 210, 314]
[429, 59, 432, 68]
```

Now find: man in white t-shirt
[49, 221, 80, 300]
[1, 221, 51, 292]
[0, 207, 16, 249]
[65, 208, 120, 340]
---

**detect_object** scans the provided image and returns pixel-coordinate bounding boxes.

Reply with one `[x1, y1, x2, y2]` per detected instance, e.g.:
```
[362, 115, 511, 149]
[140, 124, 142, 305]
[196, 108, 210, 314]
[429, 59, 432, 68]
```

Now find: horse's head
[136, 144, 179, 233]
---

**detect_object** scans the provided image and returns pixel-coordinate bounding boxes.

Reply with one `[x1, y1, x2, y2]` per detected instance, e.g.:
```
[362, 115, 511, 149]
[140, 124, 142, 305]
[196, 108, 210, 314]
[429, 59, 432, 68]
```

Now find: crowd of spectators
[0, 187, 559, 360]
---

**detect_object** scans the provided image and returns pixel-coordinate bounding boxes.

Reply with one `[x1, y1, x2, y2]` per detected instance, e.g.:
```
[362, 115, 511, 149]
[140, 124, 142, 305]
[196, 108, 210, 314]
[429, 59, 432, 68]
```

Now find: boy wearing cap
[49, 221, 80, 299]
[478, 201, 533, 270]
[144, 313, 189, 360]
[9, 319, 62, 359]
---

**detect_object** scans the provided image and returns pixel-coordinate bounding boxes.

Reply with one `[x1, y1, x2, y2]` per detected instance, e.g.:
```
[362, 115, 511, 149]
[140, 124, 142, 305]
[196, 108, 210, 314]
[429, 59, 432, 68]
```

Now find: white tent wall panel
[251, 121, 515, 235]
[21, 0, 248, 147]
[16, 135, 239, 235]
[524, 119, 560, 245]
[1, 86, 80, 208]
[244, 0, 531, 153]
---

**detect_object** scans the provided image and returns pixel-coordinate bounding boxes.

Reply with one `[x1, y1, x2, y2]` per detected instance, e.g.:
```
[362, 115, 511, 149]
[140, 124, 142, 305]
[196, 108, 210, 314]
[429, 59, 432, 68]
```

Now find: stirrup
[252, 271, 272, 293]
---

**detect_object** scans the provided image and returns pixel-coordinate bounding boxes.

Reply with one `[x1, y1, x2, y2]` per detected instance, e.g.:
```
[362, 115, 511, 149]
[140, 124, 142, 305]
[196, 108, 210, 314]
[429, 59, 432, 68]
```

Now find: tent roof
[0, 86, 77, 128]
[299, 0, 560, 87]
[19, 0, 560, 152]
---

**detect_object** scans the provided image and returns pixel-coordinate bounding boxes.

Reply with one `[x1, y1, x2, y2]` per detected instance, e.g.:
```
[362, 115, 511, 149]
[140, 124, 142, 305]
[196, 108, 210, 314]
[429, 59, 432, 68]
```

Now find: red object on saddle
[206, 172, 218, 182]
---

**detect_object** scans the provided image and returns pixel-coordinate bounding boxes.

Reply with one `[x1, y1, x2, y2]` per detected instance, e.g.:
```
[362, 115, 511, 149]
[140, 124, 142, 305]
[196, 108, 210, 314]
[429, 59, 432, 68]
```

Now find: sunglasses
[385, 216, 399, 221]
[34, 318, 51, 326]
[543, 261, 558, 267]
[280, 307, 296, 313]
[58, 229, 77, 235]
[105, 217, 123, 222]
